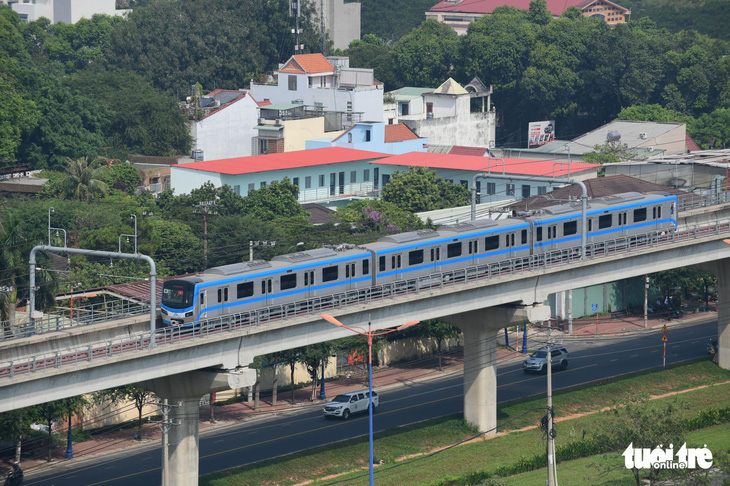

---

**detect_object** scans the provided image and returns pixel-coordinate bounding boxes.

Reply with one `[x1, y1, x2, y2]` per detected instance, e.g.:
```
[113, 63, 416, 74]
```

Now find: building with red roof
[171, 147, 390, 203]
[249, 54, 384, 127]
[426, 0, 629, 35]
[377, 152, 600, 203]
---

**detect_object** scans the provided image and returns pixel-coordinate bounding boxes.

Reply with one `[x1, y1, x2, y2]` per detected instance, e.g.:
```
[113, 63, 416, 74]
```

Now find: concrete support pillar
[709, 261, 730, 370]
[444, 304, 550, 434]
[142, 368, 257, 486]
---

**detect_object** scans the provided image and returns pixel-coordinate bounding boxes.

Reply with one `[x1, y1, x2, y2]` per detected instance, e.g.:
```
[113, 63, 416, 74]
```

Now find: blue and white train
[161, 192, 678, 326]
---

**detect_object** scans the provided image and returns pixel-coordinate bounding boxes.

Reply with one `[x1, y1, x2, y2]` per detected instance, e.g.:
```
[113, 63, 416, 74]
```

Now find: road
[26, 318, 718, 486]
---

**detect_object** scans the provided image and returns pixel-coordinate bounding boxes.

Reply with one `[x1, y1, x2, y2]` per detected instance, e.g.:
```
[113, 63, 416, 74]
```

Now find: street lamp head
[396, 320, 420, 331]
[321, 314, 344, 327]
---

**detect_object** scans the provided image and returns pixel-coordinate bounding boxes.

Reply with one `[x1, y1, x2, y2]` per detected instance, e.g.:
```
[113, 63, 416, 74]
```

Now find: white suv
[522, 346, 569, 373]
[322, 390, 379, 419]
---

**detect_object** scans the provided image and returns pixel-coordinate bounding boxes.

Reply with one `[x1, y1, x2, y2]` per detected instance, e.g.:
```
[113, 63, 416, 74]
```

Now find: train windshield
[162, 280, 195, 309]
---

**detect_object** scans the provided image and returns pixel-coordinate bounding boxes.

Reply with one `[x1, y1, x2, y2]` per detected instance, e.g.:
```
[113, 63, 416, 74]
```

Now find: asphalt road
[26, 318, 718, 486]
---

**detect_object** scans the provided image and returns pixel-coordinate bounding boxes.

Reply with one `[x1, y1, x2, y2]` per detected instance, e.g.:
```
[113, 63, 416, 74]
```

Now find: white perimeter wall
[193, 97, 259, 160]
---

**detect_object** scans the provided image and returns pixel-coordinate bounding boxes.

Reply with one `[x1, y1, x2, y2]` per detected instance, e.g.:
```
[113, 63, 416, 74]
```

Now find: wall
[170, 167, 222, 194]
[283, 118, 342, 152]
[192, 96, 258, 160]
[404, 110, 496, 148]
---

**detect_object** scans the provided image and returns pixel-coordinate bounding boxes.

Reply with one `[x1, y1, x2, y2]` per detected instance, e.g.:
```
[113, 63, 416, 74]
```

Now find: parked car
[322, 390, 379, 419]
[523, 347, 569, 373]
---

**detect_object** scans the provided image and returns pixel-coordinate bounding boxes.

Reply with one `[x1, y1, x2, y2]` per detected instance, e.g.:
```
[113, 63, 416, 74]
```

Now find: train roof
[525, 192, 675, 221]
[272, 248, 339, 263]
[376, 229, 440, 244]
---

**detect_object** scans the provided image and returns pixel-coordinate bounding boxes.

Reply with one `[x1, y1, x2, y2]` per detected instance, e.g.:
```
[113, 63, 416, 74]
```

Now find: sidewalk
[14, 309, 717, 476]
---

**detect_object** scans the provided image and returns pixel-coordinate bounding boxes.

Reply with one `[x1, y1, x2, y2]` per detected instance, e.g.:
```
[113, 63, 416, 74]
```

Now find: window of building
[522, 185, 531, 199]
[281, 274, 297, 290]
[305, 176, 311, 189]
[260, 181, 267, 188]
[350, 171, 357, 183]
[538, 186, 547, 195]
[507, 184, 515, 196]
[399, 103, 409, 116]
[258, 139, 269, 155]
[348, 133, 353, 143]
[486, 182, 496, 195]
[288, 75, 297, 91]
[319, 174, 325, 187]
[292, 177, 299, 188]
[365, 130, 371, 142]
[363, 169, 370, 181]
[234, 185, 240, 195]
[248, 183, 255, 192]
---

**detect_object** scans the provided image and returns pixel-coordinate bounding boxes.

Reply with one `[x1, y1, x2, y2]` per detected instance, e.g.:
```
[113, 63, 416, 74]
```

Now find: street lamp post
[321, 314, 419, 486]
[318, 361, 327, 400]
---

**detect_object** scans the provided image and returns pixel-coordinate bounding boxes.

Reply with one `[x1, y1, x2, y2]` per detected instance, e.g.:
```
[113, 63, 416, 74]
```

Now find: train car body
[161, 192, 678, 326]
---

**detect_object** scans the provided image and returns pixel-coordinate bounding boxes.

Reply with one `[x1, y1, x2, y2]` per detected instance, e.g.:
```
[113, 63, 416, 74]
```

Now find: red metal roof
[449, 146, 488, 156]
[173, 148, 390, 175]
[384, 124, 420, 143]
[686, 133, 701, 152]
[430, 0, 584, 14]
[279, 54, 335, 74]
[375, 152, 600, 177]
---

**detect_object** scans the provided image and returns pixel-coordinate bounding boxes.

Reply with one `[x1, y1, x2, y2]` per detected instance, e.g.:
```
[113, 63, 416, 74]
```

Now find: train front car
[161, 277, 202, 326]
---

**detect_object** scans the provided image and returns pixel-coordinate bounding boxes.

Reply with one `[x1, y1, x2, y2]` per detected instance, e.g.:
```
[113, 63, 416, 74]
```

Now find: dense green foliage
[348, 4, 730, 147]
[381, 167, 470, 213]
[616, 0, 730, 41]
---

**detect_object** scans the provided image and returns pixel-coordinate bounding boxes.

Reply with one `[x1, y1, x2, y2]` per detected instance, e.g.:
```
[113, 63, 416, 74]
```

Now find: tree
[95, 161, 142, 195]
[240, 178, 309, 221]
[388, 20, 459, 89]
[411, 320, 460, 371]
[280, 348, 302, 405]
[595, 397, 686, 486]
[691, 108, 730, 149]
[0, 212, 24, 329]
[617, 104, 694, 124]
[148, 218, 203, 275]
[30, 396, 88, 462]
[381, 167, 470, 212]
[94, 385, 154, 440]
[0, 408, 34, 463]
[302, 342, 332, 401]
[61, 157, 109, 201]
[528, 0, 552, 26]
[582, 143, 637, 164]
[335, 199, 425, 235]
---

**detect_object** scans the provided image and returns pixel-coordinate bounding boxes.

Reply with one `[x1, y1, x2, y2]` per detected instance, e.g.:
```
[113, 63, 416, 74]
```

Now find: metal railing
[2, 219, 729, 380]
[1, 300, 150, 341]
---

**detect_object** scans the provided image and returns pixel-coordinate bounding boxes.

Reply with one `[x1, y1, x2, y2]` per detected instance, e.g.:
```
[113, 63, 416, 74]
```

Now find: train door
[344, 262, 356, 289]
[504, 232, 516, 258]
[216, 286, 230, 317]
[303, 270, 315, 297]
[198, 289, 208, 321]
[391, 253, 402, 280]
[261, 278, 273, 305]
[617, 211, 628, 235]
[430, 246, 442, 273]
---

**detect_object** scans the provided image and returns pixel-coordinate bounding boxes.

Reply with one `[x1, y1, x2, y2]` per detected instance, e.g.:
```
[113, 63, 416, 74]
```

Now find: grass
[200, 360, 730, 486]
[500, 424, 730, 486]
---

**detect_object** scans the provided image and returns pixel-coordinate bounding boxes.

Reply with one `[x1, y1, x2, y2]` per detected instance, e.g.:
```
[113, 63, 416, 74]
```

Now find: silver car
[322, 390, 379, 419]
[522, 347, 569, 373]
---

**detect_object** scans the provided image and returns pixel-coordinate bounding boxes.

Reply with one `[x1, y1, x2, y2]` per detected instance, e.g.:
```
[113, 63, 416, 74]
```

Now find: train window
[323, 266, 338, 282]
[547, 227, 553, 239]
[634, 208, 647, 222]
[536, 227, 543, 242]
[598, 214, 612, 229]
[588, 219, 593, 232]
[652, 206, 662, 219]
[281, 274, 297, 290]
[199, 292, 205, 305]
[430, 248, 435, 261]
[224, 288, 228, 301]
[409, 249, 424, 265]
[218, 289, 222, 302]
[436, 247, 440, 260]
[363, 259, 369, 275]
[262, 281, 266, 294]
[521, 230, 527, 245]
[564, 221, 577, 236]
[379, 256, 386, 272]
[346, 265, 350, 278]
[237, 282, 253, 298]
[504, 234, 510, 247]
[391, 256, 396, 269]
[305, 273, 308, 286]
[447, 242, 462, 258]
[352, 263, 356, 276]
[397, 255, 402, 268]
[484, 236, 499, 251]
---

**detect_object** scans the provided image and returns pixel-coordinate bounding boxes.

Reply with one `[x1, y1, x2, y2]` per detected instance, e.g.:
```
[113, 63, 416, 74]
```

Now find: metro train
[161, 192, 678, 326]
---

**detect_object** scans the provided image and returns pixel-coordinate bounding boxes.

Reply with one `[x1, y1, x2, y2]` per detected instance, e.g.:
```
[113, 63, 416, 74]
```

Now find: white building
[185, 89, 261, 161]
[307, 0, 360, 50]
[384, 78, 496, 150]
[8, 0, 128, 23]
[249, 54, 383, 126]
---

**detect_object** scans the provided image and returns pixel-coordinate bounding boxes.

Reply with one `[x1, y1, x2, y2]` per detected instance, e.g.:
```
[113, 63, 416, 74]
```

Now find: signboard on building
[528, 120, 556, 147]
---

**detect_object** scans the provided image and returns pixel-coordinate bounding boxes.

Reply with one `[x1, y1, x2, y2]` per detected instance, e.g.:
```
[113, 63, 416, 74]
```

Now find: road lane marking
[630, 354, 639, 357]
[610, 359, 619, 362]
[651, 350, 659, 353]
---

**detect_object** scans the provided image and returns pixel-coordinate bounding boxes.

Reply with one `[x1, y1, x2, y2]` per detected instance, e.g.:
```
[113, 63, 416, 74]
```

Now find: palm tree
[0, 213, 25, 331]
[62, 157, 108, 201]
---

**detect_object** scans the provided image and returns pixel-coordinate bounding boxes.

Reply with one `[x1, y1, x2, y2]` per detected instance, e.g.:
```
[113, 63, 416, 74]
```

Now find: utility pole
[193, 201, 217, 269]
[546, 326, 558, 486]
[249, 241, 277, 261]
[644, 275, 649, 328]
[149, 399, 180, 486]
